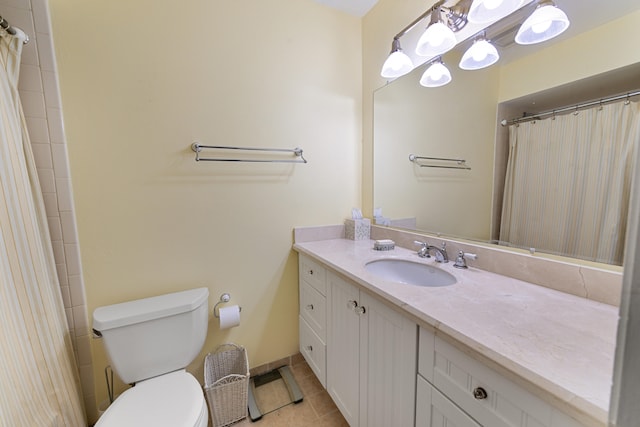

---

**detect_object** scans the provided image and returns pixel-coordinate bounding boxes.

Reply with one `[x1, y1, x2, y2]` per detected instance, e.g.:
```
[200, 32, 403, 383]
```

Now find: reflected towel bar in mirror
[191, 143, 307, 163]
[409, 154, 471, 170]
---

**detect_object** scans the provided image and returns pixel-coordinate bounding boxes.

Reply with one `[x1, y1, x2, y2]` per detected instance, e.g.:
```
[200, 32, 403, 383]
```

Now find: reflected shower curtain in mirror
[0, 29, 85, 425]
[500, 99, 640, 265]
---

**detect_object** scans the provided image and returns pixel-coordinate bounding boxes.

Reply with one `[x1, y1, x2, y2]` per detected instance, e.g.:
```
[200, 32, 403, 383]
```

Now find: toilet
[92, 287, 210, 427]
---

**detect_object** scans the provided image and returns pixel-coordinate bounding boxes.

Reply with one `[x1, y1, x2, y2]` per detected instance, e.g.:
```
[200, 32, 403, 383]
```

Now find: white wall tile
[51, 238, 65, 265]
[51, 143, 70, 178]
[47, 216, 62, 241]
[35, 31, 55, 71]
[46, 107, 64, 143]
[31, 142, 52, 169]
[17, 64, 43, 92]
[42, 191, 58, 214]
[69, 275, 86, 307]
[41, 70, 60, 108]
[56, 177, 73, 211]
[19, 89, 46, 118]
[64, 243, 82, 276]
[36, 167, 55, 192]
[0, 0, 31, 10]
[25, 116, 50, 142]
[30, 0, 50, 35]
[60, 211, 78, 243]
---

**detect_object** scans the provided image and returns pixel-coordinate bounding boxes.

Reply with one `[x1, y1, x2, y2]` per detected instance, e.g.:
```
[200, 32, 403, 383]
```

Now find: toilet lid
[96, 370, 207, 427]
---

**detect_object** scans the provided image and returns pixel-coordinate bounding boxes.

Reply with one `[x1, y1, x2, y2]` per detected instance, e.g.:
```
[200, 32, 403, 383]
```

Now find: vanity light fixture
[468, 0, 524, 24]
[420, 57, 452, 87]
[381, 38, 414, 78]
[415, 7, 458, 57]
[459, 35, 500, 70]
[515, 0, 570, 45]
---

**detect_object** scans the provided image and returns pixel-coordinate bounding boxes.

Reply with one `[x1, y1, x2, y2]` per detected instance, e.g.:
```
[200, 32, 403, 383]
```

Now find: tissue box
[345, 218, 371, 240]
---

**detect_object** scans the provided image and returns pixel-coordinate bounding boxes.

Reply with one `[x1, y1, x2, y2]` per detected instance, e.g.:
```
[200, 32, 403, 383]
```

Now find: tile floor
[228, 358, 348, 427]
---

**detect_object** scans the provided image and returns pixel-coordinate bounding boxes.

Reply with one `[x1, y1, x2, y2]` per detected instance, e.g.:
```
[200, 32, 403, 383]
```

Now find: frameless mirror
[373, 0, 640, 266]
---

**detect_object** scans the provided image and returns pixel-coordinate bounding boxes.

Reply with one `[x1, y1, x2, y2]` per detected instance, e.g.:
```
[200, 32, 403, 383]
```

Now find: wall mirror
[373, 0, 640, 267]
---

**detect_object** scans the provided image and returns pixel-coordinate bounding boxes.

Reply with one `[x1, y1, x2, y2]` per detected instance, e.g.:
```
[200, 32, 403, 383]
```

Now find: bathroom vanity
[294, 235, 618, 427]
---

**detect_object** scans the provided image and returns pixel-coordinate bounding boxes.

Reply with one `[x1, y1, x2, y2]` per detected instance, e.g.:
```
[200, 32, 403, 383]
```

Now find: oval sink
[365, 259, 456, 287]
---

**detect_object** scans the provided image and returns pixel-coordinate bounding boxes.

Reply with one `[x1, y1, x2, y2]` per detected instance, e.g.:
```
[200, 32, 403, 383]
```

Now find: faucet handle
[453, 251, 477, 269]
[414, 241, 430, 258]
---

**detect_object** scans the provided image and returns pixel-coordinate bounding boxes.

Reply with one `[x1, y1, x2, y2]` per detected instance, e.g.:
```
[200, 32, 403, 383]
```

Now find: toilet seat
[95, 370, 208, 427]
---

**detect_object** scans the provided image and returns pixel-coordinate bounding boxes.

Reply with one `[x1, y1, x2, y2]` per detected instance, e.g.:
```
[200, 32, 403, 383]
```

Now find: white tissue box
[345, 218, 371, 240]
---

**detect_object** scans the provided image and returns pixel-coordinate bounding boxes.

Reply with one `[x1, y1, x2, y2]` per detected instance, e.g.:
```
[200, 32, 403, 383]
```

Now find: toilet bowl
[95, 370, 207, 427]
[92, 288, 210, 427]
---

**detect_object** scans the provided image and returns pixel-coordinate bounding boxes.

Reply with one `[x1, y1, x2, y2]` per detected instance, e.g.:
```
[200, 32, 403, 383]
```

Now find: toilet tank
[93, 288, 209, 384]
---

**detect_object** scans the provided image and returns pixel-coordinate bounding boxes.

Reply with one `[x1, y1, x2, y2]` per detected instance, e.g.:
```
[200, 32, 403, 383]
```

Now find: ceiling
[313, 0, 640, 29]
[312, 0, 379, 17]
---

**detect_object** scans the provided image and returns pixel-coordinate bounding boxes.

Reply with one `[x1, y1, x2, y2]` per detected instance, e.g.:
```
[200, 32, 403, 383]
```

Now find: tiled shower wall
[1, 0, 95, 421]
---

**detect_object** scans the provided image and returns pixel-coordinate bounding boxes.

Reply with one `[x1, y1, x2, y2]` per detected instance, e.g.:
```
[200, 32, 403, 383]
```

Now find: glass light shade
[381, 50, 414, 78]
[515, 3, 570, 45]
[420, 61, 452, 88]
[459, 39, 500, 70]
[415, 22, 457, 57]
[468, 0, 524, 24]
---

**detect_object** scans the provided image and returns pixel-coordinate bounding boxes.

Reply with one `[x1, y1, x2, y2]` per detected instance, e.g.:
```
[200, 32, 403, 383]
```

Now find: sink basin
[365, 259, 456, 287]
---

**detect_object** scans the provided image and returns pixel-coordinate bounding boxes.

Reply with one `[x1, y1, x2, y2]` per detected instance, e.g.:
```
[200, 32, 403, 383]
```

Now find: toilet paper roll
[219, 305, 241, 329]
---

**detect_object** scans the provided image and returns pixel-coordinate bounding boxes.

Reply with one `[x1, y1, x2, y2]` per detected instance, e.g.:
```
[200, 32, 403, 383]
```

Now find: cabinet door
[417, 375, 482, 427]
[360, 292, 417, 427]
[327, 272, 361, 427]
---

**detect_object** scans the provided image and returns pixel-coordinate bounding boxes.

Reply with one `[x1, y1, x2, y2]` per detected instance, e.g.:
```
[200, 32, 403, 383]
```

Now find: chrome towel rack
[409, 154, 471, 170]
[192, 143, 307, 163]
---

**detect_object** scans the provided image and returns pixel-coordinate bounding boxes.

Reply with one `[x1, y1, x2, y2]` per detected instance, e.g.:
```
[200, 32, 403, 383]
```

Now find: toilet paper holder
[214, 293, 242, 318]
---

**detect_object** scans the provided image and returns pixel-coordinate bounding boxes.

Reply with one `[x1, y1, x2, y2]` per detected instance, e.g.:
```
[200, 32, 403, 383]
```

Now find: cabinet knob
[306, 345, 313, 352]
[355, 306, 366, 315]
[308, 269, 314, 275]
[347, 300, 358, 309]
[306, 304, 314, 310]
[473, 387, 488, 400]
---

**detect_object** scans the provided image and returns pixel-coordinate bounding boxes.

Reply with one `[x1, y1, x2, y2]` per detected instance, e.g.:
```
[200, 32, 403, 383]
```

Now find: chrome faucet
[414, 241, 429, 258]
[426, 242, 448, 263]
[414, 241, 448, 263]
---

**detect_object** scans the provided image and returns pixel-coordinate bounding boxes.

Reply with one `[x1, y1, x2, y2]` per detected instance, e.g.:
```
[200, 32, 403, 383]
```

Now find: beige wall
[499, 9, 640, 102]
[49, 0, 361, 419]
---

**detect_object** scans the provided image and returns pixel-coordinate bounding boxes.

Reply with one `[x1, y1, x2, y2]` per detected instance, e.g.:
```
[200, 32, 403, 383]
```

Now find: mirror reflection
[373, 1, 640, 266]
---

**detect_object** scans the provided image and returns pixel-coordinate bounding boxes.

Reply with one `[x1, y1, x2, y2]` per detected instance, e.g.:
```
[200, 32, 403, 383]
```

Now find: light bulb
[515, 2, 570, 45]
[483, 0, 503, 10]
[459, 39, 499, 70]
[416, 22, 457, 56]
[420, 60, 452, 88]
[380, 39, 414, 79]
[468, 0, 523, 24]
[473, 48, 488, 62]
[531, 20, 552, 34]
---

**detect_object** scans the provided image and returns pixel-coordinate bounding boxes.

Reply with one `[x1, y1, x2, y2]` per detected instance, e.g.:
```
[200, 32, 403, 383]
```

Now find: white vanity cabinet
[297, 254, 417, 427]
[418, 327, 585, 427]
[299, 255, 328, 387]
[326, 271, 417, 427]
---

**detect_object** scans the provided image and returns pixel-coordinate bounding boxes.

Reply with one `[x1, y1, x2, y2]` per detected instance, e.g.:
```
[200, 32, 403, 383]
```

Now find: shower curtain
[0, 28, 85, 426]
[500, 99, 640, 265]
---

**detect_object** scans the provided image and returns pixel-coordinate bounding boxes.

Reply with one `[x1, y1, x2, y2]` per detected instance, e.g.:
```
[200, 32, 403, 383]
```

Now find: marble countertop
[293, 238, 619, 427]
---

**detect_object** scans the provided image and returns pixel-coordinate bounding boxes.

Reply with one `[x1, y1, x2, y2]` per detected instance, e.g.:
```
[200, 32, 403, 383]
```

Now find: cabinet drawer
[300, 316, 326, 387]
[299, 255, 326, 295]
[300, 280, 326, 341]
[416, 375, 481, 427]
[432, 336, 583, 427]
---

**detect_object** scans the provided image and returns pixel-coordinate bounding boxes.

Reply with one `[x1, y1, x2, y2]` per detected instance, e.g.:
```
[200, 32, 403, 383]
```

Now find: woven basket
[204, 343, 249, 427]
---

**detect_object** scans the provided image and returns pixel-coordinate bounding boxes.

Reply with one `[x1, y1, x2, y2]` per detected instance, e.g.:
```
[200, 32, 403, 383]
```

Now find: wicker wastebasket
[204, 343, 250, 427]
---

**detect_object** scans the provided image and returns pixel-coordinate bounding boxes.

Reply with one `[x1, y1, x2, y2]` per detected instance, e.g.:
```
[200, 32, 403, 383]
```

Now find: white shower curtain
[0, 28, 85, 426]
[500, 99, 640, 265]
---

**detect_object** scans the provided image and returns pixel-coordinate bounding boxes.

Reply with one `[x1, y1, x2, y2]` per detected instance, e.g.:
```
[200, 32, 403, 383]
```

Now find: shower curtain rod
[0, 15, 17, 35]
[0, 14, 29, 43]
[501, 90, 640, 127]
